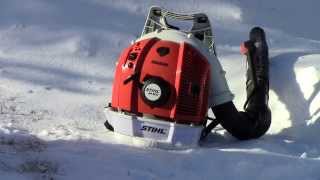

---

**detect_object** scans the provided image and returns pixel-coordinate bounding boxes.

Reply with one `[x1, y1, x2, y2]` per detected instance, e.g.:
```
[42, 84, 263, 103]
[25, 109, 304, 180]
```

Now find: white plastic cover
[104, 107, 203, 148]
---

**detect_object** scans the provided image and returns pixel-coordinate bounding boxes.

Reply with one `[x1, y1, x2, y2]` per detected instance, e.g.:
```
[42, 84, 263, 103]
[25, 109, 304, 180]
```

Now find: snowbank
[1, 0, 320, 179]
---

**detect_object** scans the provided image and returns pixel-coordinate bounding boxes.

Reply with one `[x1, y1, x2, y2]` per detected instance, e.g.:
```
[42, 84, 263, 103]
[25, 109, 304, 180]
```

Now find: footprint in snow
[45, 87, 52, 91]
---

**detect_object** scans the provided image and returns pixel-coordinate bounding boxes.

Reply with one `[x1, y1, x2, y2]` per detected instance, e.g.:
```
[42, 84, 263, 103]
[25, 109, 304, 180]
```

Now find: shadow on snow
[0, 58, 112, 94]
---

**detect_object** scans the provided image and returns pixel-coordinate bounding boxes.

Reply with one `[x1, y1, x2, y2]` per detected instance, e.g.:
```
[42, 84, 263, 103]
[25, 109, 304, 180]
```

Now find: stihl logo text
[141, 125, 166, 135]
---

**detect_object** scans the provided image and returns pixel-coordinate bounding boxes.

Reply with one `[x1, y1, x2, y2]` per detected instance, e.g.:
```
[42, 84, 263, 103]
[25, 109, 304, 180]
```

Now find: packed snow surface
[1, 0, 320, 179]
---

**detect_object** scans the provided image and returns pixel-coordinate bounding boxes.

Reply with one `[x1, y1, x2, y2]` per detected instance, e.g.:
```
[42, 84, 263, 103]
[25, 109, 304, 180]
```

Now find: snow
[1, 0, 320, 179]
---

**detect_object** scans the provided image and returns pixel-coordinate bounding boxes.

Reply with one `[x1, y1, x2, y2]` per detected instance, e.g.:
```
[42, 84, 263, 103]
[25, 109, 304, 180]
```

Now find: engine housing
[111, 37, 210, 125]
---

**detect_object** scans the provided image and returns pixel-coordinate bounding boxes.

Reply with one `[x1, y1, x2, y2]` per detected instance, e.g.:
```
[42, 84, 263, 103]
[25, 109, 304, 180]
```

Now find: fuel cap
[141, 77, 171, 106]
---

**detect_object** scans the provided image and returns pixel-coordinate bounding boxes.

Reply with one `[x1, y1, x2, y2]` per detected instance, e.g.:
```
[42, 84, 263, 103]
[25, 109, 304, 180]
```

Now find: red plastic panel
[111, 38, 210, 125]
[173, 43, 210, 124]
[111, 38, 159, 111]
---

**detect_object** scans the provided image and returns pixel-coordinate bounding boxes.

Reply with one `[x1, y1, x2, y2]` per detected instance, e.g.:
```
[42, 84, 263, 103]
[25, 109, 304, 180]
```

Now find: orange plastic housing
[111, 38, 210, 125]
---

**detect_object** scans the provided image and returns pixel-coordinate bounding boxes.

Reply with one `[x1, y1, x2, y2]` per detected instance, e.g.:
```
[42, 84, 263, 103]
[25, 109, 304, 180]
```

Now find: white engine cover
[104, 107, 204, 148]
